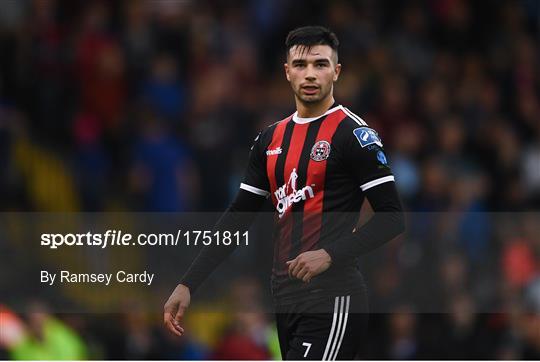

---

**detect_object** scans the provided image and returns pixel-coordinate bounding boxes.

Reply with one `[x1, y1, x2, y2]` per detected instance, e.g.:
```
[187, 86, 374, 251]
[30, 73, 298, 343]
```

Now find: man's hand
[163, 284, 191, 336]
[286, 249, 332, 283]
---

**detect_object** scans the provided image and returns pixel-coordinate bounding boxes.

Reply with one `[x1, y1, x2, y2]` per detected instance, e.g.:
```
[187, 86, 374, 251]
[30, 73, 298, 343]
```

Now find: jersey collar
[292, 104, 342, 124]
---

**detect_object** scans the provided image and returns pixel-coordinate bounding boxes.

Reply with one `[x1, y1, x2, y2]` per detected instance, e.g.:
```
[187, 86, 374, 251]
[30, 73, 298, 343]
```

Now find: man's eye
[316, 63, 328, 68]
[294, 63, 305, 68]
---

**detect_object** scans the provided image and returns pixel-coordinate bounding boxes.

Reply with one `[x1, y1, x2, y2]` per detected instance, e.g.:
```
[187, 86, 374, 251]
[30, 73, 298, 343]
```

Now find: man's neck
[296, 95, 336, 118]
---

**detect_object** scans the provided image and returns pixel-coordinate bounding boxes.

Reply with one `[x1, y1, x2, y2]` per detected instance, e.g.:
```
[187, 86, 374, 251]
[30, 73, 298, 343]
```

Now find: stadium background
[0, 0, 539, 359]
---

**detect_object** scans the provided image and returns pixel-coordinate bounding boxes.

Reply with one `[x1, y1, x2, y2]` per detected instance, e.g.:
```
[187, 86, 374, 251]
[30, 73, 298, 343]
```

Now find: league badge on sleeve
[353, 127, 383, 148]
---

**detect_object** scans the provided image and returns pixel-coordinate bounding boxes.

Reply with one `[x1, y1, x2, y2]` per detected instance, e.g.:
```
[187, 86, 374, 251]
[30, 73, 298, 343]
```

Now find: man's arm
[179, 189, 266, 293]
[287, 182, 404, 282]
[164, 189, 266, 336]
[324, 181, 405, 263]
[164, 128, 271, 336]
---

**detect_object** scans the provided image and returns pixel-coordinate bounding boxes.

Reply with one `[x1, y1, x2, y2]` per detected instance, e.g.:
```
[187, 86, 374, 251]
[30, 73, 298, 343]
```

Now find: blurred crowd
[0, 0, 539, 359]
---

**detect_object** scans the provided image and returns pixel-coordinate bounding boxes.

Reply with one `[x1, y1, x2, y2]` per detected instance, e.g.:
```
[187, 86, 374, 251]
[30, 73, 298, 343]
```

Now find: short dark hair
[285, 26, 339, 59]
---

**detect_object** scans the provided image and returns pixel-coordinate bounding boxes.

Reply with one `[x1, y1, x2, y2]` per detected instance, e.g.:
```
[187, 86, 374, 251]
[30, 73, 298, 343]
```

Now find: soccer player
[164, 26, 405, 360]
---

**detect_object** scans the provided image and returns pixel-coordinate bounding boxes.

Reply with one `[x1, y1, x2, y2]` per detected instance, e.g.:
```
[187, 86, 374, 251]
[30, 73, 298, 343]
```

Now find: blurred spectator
[0, 306, 25, 358]
[413, 157, 450, 211]
[121, 0, 155, 93]
[130, 112, 198, 211]
[74, 2, 126, 131]
[502, 221, 538, 290]
[210, 279, 275, 360]
[72, 111, 109, 210]
[141, 54, 187, 121]
[522, 124, 540, 205]
[210, 312, 272, 360]
[390, 123, 422, 201]
[8, 302, 87, 360]
[388, 306, 418, 360]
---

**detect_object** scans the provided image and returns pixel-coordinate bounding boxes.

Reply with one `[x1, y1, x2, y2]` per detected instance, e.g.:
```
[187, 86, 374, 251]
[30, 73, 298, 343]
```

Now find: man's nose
[305, 65, 316, 80]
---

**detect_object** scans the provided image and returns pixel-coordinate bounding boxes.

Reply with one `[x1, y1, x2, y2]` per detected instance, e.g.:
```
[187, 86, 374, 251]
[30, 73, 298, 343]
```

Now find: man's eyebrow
[291, 57, 331, 64]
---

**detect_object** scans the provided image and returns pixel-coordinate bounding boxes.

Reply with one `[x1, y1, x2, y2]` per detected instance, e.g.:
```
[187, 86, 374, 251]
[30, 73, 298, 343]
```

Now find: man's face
[284, 44, 341, 104]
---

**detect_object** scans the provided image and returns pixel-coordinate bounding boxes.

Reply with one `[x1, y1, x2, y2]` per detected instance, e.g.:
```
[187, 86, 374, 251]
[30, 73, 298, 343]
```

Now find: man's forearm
[179, 189, 266, 293]
[324, 182, 405, 264]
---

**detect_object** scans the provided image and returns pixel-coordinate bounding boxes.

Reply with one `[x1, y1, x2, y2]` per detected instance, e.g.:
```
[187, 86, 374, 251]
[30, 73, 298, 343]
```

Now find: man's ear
[333, 63, 342, 82]
[284, 63, 290, 81]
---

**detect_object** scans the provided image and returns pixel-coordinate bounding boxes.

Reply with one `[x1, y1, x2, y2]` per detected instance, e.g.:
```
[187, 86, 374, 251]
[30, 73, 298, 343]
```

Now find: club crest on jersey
[353, 127, 383, 148]
[310, 140, 331, 162]
[274, 168, 315, 218]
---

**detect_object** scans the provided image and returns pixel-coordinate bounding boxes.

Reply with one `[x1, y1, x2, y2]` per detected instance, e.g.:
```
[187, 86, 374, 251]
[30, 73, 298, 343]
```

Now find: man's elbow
[389, 210, 406, 238]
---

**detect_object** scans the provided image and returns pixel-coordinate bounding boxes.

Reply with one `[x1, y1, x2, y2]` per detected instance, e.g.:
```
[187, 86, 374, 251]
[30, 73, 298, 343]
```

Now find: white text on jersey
[274, 168, 315, 217]
[266, 147, 282, 156]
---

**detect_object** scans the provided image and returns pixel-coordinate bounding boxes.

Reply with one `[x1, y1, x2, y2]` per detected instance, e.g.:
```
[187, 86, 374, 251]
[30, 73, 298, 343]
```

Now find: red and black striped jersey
[240, 104, 395, 305]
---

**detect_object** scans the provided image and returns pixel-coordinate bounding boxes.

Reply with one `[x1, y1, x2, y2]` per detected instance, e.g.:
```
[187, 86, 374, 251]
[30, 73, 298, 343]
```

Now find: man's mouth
[301, 85, 319, 95]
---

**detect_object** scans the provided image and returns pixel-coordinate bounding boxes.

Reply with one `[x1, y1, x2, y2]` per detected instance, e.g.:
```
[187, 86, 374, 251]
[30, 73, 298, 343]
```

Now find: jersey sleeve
[179, 188, 267, 293]
[341, 126, 395, 192]
[239, 132, 270, 198]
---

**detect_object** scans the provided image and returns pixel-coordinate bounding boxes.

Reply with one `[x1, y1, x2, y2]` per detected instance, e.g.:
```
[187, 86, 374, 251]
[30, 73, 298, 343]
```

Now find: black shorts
[275, 293, 369, 360]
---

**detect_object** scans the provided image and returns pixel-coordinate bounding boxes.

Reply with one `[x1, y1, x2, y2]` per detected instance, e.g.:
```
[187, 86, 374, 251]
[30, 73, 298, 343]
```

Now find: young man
[164, 26, 405, 360]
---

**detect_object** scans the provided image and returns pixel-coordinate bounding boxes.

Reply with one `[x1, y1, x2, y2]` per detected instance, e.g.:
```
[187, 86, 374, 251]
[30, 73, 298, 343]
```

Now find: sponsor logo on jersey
[353, 127, 383, 148]
[310, 140, 331, 161]
[274, 168, 315, 217]
[266, 147, 282, 156]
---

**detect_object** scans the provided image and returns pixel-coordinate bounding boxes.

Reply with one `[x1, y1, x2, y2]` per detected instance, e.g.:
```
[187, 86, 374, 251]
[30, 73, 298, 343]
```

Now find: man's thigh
[282, 294, 368, 360]
[275, 312, 292, 360]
